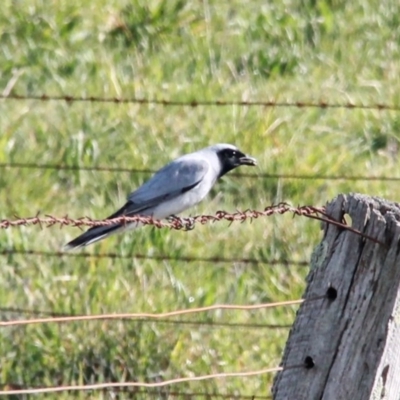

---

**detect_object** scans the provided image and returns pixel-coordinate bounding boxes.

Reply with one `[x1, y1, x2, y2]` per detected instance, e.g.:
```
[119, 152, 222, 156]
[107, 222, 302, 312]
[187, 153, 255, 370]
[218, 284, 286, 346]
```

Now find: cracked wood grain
[272, 194, 400, 400]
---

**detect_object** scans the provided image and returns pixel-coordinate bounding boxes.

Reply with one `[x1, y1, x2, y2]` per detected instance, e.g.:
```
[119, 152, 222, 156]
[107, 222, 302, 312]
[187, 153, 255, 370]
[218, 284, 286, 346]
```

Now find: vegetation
[1, 0, 400, 398]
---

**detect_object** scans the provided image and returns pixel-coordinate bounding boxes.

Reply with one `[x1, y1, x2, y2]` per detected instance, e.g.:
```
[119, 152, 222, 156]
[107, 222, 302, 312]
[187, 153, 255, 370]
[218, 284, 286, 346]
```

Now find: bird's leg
[183, 217, 195, 231]
[166, 215, 195, 231]
[166, 215, 180, 223]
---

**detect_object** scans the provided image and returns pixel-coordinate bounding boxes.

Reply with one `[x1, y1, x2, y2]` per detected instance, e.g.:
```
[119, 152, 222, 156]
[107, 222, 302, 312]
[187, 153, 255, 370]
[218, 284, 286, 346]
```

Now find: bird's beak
[239, 155, 257, 166]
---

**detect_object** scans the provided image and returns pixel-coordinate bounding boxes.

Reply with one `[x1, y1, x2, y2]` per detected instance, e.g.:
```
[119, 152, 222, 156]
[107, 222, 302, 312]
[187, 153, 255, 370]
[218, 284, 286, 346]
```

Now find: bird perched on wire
[64, 143, 257, 249]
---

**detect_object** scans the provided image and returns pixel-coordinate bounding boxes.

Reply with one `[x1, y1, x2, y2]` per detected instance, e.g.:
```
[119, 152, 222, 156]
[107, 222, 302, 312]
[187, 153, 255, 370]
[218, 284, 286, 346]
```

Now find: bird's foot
[167, 215, 195, 231]
[182, 217, 195, 231]
[166, 215, 180, 223]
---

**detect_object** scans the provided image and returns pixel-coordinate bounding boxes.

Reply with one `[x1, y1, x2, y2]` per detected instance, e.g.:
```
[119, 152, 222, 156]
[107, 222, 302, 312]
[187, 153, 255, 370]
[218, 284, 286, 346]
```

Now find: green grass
[1, 0, 400, 398]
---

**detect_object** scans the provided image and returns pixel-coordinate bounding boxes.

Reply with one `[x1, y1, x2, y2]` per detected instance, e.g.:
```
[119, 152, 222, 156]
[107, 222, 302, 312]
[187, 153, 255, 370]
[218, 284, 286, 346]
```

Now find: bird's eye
[220, 148, 239, 159]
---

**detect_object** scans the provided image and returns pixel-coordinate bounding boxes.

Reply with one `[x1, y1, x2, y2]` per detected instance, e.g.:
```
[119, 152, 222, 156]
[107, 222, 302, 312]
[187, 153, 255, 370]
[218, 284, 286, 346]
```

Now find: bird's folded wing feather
[107, 158, 210, 218]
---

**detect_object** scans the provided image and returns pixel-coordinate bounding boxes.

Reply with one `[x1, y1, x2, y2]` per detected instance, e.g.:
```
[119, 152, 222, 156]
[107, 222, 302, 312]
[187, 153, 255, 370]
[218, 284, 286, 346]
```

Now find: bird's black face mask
[217, 148, 257, 178]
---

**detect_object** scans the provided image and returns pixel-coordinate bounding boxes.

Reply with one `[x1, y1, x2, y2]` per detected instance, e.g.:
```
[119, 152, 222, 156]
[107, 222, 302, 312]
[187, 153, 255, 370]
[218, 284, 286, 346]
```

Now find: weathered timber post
[272, 193, 400, 400]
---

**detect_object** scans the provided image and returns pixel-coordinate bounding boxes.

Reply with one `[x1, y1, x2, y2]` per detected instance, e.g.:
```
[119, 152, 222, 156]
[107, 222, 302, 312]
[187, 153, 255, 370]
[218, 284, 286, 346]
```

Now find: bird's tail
[64, 224, 122, 250]
[64, 202, 144, 250]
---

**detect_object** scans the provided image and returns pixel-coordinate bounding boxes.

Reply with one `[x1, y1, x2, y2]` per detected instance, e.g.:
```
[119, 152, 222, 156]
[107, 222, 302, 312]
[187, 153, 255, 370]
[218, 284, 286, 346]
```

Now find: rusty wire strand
[303, 213, 386, 246]
[0, 299, 304, 328]
[0, 307, 292, 329]
[0, 385, 272, 400]
[0, 249, 309, 267]
[0, 205, 386, 246]
[0, 366, 282, 396]
[0, 204, 324, 231]
[2, 161, 400, 182]
[0, 362, 309, 396]
[1, 93, 399, 111]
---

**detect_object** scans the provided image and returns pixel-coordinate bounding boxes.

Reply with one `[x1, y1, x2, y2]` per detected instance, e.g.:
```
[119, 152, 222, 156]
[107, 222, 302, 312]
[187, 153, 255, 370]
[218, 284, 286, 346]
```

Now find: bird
[64, 143, 257, 249]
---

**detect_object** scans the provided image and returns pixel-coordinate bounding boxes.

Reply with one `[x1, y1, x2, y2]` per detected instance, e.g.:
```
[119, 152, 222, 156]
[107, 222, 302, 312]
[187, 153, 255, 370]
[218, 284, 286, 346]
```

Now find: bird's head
[210, 144, 257, 178]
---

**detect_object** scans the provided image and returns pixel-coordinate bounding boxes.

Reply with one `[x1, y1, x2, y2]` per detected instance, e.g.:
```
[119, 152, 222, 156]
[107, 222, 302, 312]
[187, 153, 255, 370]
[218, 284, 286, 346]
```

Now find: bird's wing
[108, 157, 210, 218]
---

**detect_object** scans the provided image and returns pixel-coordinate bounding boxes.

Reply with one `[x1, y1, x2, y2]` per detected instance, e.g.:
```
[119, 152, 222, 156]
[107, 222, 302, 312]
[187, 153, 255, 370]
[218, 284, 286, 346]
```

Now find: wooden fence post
[272, 193, 400, 400]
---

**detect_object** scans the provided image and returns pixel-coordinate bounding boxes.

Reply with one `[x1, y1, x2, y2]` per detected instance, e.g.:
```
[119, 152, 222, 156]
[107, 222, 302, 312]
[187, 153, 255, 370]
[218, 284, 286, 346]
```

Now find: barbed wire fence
[0, 296, 323, 397]
[2, 92, 400, 110]
[0, 299, 307, 328]
[0, 204, 325, 230]
[0, 387, 274, 399]
[3, 161, 400, 181]
[0, 248, 310, 267]
[0, 306, 292, 329]
[0, 387, 275, 399]
[0, 201, 385, 397]
[0, 204, 385, 246]
[1, 367, 283, 396]
[1, 93, 399, 397]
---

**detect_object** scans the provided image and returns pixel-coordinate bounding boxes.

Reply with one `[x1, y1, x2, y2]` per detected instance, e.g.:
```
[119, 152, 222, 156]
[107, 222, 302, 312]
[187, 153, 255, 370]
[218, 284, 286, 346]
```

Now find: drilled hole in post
[326, 286, 337, 300]
[304, 356, 315, 369]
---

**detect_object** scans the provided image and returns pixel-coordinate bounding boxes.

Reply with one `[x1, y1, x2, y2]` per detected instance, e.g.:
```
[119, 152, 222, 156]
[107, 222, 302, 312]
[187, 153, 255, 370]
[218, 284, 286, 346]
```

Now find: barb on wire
[0, 367, 282, 395]
[1, 93, 399, 111]
[0, 306, 292, 329]
[0, 204, 324, 231]
[2, 161, 400, 182]
[0, 299, 304, 327]
[0, 249, 309, 267]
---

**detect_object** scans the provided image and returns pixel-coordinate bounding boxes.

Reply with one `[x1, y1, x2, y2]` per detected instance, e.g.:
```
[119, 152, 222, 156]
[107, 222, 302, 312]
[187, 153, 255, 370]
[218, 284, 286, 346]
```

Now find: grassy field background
[1, 0, 400, 398]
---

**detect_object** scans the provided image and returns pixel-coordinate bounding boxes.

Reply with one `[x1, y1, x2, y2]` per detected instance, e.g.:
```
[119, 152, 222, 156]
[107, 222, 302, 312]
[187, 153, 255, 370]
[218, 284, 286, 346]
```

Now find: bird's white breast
[152, 165, 217, 219]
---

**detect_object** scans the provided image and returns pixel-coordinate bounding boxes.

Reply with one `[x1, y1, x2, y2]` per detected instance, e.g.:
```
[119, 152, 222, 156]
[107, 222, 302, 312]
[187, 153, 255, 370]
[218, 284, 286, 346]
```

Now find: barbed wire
[2, 161, 400, 181]
[0, 205, 324, 231]
[0, 366, 284, 396]
[0, 161, 154, 175]
[0, 205, 387, 246]
[0, 385, 272, 400]
[1, 93, 399, 111]
[0, 249, 309, 267]
[0, 307, 291, 329]
[0, 299, 304, 328]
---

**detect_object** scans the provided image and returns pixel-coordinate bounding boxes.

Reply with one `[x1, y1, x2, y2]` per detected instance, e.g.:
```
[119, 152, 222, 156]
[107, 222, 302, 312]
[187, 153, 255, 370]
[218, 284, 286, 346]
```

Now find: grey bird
[64, 143, 257, 249]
